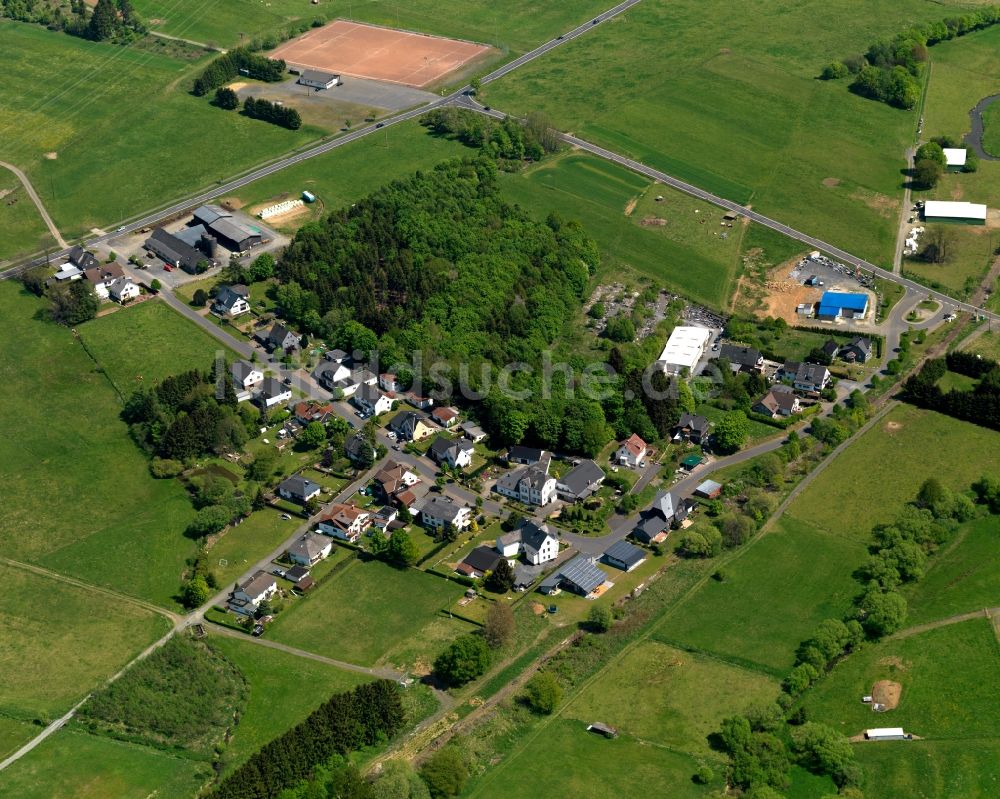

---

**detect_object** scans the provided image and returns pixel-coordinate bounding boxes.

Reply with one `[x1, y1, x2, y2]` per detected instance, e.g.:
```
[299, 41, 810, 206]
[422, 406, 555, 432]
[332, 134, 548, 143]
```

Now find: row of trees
[242, 96, 302, 129]
[205, 680, 405, 799]
[420, 108, 562, 165]
[903, 353, 1000, 432]
[192, 48, 286, 96]
[820, 6, 1000, 108]
[3, 0, 147, 43]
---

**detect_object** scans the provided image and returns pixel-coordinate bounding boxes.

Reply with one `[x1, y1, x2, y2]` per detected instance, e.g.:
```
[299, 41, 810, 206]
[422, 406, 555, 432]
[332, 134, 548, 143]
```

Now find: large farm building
[923, 200, 987, 225]
[657, 326, 711, 375]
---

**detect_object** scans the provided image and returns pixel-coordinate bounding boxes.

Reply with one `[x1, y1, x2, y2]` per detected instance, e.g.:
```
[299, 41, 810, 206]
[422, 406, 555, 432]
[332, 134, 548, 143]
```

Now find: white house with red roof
[615, 433, 648, 467]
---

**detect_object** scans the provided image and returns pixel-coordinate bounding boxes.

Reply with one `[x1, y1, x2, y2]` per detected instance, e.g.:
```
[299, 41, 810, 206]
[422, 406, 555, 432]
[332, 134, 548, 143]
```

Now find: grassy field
[564, 640, 778, 756]
[936, 368, 978, 392]
[0, 716, 36, 761]
[782, 404, 1000, 542]
[0, 283, 203, 606]
[133, 0, 612, 55]
[0, 22, 321, 251]
[905, 517, 1000, 624]
[267, 558, 467, 667]
[210, 634, 369, 773]
[467, 716, 718, 799]
[0, 173, 54, 262]
[854, 739, 1000, 799]
[486, 0, 990, 266]
[983, 101, 1000, 156]
[500, 152, 747, 308]
[206, 508, 301, 588]
[0, 564, 170, 721]
[803, 618, 1000, 740]
[0, 727, 209, 799]
[79, 299, 236, 391]
[903, 224, 995, 297]
[655, 518, 867, 675]
[961, 328, 1000, 362]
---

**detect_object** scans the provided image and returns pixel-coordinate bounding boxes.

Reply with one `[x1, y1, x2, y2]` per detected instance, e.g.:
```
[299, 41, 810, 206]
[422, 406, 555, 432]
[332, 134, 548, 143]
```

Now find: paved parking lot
[237, 76, 436, 114]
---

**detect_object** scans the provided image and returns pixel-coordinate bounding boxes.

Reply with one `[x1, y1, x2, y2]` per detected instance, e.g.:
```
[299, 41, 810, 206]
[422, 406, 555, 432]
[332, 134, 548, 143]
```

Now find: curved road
[0, 160, 68, 249]
[964, 93, 1000, 161]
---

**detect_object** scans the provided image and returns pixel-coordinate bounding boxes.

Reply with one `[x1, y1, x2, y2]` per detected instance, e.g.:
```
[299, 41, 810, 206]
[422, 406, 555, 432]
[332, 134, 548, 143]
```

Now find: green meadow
[487, 0, 989, 265]
[855, 739, 1000, 799]
[0, 173, 54, 263]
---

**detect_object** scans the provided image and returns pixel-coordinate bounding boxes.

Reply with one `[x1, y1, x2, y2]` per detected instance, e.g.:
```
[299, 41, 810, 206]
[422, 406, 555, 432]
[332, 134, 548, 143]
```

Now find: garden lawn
[802, 618, 1000, 740]
[210, 635, 369, 774]
[206, 509, 303, 589]
[0, 22, 320, 242]
[782, 404, 1000, 542]
[467, 717, 718, 799]
[500, 152, 746, 309]
[487, 0, 986, 266]
[655, 517, 867, 676]
[564, 640, 778, 757]
[0, 174, 55, 262]
[79, 299, 237, 391]
[904, 517, 1000, 624]
[854, 739, 1000, 799]
[0, 727, 209, 799]
[133, 0, 613, 56]
[696, 404, 779, 443]
[267, 558, 465, 666]
[0, 283, 201, 606]
[0, 564, 170, 721]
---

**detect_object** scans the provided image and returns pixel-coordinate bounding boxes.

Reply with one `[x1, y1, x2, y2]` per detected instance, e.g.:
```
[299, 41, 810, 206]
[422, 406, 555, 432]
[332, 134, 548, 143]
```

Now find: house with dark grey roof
[839, 337, 873, 364]
[507, 445, 545, 465]
[429, 435, 475, 469]
[278, 475, 321, 504]
[256, 376, 291, 409]
[461, 421, 487, 443]
[494, 520, 559, 565]
[231, 360, 264, 399]
[256, 323, 301, 354]
[556, 459, 606, 502]
[287, 532, 332, 566]
[793, 362, 831, 393]
[632, 491, 688, 544]
[68, 245, 99, 271]
[672, 413, 711, 445]
[298, 70, 341, 89]
[312, 357, 351, 392]
[420, 496, 471, 532]
[228, 570, 278, 615]
[496, 453, 557, 507]
[388, 410, 434, 442]
[352, 383, 393, 417]
[213, 285, 250, 317]
[456, 545, 501, 579]
[820, 339, 840, 360]
[719, 344, 764, 374]
[603, 540, 646, 572]
[344, 432, 376, 465]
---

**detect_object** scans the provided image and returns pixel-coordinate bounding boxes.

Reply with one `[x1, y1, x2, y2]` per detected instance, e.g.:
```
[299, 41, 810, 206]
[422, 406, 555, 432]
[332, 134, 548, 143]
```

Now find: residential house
[387, 410, 434, 442]
[277, 475, 321, 504]
[406, 392, 434, 410]
[231, 360, 264, 401]
[294, 401, 335, 425]
[839, 337, 873, 364]
[495, 453, 557, 507]
[213, 285, 251, 317]
[257, 323, 301, 354]
[603, 539, 646, 572]
[495, 520, 559, 565]
[461, 422, 487, 443]
[108, 277, 140, 304]
[372, 505, 398, 530]
[373, 461, 420, 501]
[353, 383, 393, 417]
[344, 432, 376, 465]
[557, 555, 607, 596]
[420, 495, 472, 532]
[456, 545, 501, 579]
[776, 360, 800, 383]
[719, 344, 764, 374]
[228, 570, 277, 616]
[312, 358, 352, 392]
[615, 434, 647, 467]
[379, 373, 402, 392]
[508, 445, 545, 465]
[428, 436, 475, 470]
[68, 245, 99, 271]
[318, 503, 371, 543]
[672, 413, 711, 445]
[792, 362, 831, 393]
[351, 369, 378, 387]
[820, 338, 840, 361]
[257, 376, 292, 409]
[753, 385, 801, 418]
[556, 459, 606, 502]
[431, 406, 460, 428]
[82, 263, 125, 301]
[392, 481, 429, 511]
[632, 491, 688, 544]
[285, 564, 311, 584]
[325, 348, 349, 364]
[287, 532, 332, 566]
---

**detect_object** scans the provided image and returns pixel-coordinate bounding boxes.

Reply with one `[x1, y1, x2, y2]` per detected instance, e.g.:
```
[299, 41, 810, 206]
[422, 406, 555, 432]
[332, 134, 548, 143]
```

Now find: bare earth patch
[44, 152, 58, 160]
[624, 198, 637, 216]
[885, 421, 903, 434]
[718, 47, 731, 54]
[877, 655, 910, 671]
[756, 256, 822, 324]
[822, 177, 841, 187]
[872, 679, 902, 710]
[850, 189, 898, 219]
[639, 216, 667, 227]
[219, 196, 245, 210]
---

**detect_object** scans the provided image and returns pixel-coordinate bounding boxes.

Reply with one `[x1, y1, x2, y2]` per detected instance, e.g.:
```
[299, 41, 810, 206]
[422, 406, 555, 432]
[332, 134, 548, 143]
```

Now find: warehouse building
[817, 291, 869, 321]
[191, 205, 264, 253]
[923, 200, 987, 225]
[656, 326, 711, 375]
[145, 228, 217, 274]
[298, 70, 341, 89]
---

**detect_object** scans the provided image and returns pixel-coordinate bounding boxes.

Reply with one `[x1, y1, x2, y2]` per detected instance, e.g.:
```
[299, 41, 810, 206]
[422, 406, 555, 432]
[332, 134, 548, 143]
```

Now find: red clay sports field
[269, 20, 490, 88]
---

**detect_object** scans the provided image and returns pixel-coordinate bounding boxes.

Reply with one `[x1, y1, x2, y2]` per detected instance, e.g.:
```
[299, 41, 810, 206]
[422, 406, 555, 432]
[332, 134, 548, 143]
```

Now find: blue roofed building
[816, 291, 869, 321]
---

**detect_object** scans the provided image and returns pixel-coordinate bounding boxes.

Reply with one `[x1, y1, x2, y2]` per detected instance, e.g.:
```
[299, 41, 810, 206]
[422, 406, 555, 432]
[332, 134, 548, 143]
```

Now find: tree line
[820, 6, 1000, 109]
[3, 0, 146, 42]
[420, 108, 562, 165]
[192, 48, 287, 96]
[902, 351, 1000, 432]
[203, 680, 405, 799]
[242, 96, 302, 129]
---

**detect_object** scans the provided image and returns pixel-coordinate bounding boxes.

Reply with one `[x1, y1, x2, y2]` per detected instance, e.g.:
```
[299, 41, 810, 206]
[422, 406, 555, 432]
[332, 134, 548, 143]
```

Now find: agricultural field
[0, 563, 170, 722]
[802, 618, 1000, 740]
[0, 173, 54, 263]
[854, 739, 1000, 799]
[79, 299, 236, 391]
[487, 0, 989, 266]
[209, 634, 369, 773]
[266, 558, 468, 667]
[133, 0, 613, 56]
[904, 516, 1000, 624]
[0, 21, 320, 250]
[500, 152, 748, 308]
[467, 717, 718, 799]
[655, 517, 867, 675]
[0, 727, 209, 799]
[0, 283, 202, 605]
[782, 404, 1000, 542]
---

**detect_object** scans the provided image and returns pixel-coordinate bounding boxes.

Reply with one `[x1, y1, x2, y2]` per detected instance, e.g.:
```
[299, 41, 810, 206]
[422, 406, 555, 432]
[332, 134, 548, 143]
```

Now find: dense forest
[420, 108, 562, 164]
[78, 637, 246, 755]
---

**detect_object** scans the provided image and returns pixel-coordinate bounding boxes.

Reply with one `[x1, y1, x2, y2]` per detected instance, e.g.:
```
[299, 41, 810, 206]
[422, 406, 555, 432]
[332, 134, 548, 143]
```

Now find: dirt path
[887, 607, 1000, 640]
[0, 160, 68, 249]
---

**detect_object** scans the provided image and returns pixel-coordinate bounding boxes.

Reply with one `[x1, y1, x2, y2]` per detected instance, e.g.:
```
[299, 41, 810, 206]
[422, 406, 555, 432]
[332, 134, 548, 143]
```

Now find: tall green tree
[88, 0, 118, 40]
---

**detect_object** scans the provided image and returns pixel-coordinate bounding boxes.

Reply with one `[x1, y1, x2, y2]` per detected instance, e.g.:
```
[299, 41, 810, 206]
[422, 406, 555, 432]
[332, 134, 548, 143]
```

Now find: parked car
[271, 568, 286, 578]
[280, 513, 292, 521]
